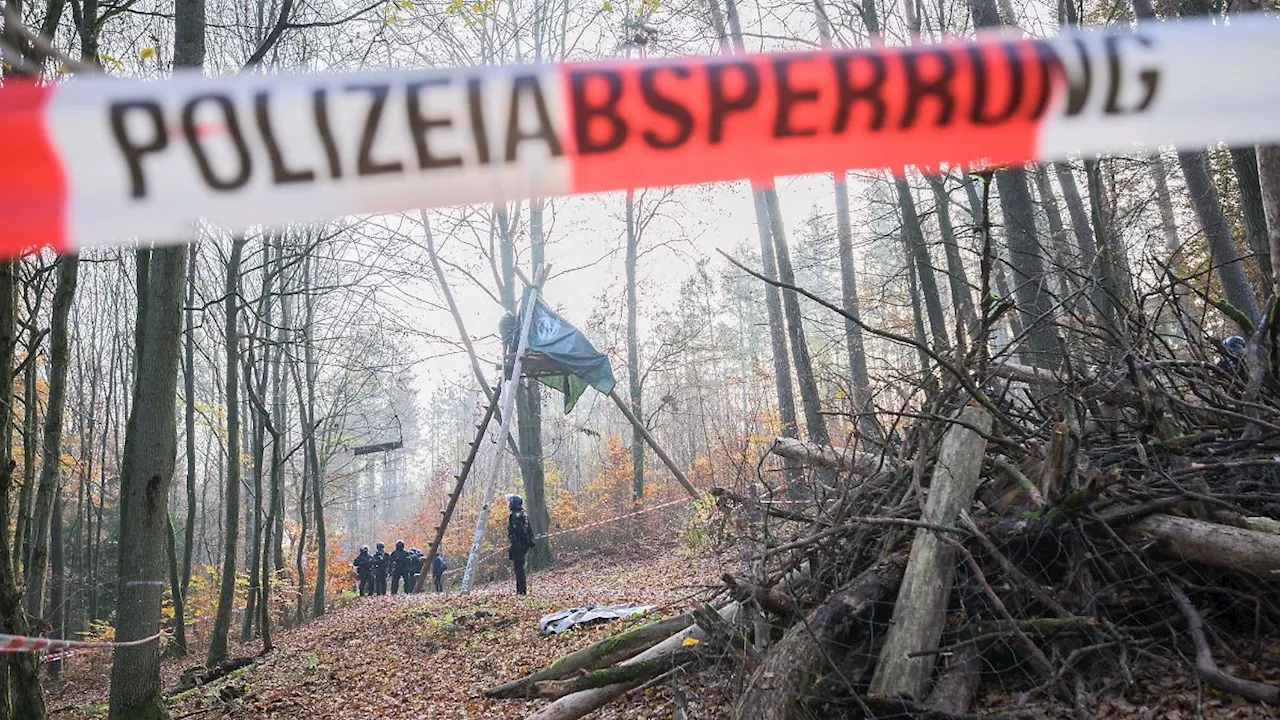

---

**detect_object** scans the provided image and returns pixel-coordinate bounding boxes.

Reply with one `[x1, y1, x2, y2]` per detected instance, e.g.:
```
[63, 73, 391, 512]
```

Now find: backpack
[508, 511, 535, 550]
[432, 555, 447, 574]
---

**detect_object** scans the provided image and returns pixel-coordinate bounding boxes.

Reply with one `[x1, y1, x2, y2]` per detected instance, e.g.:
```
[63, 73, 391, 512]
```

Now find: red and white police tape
[0, 630, 163, 655]
[2, 15, 1280, 258]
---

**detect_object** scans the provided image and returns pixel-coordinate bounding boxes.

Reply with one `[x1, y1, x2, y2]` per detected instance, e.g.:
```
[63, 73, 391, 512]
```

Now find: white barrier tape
[435, 496, 696, 575]
[2, 16, 1279, 258]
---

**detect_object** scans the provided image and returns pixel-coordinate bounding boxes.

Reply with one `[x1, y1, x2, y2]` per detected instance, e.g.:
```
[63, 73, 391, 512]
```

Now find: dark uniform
[1218, 335, 1246, 375]
[407, 549, 424, 593]
[352, 546, 373, 596]
[371, 542, 389, 595]
[507, 496, 536, 596]
[432, 553, 448, 593]
[389, 540, 411, 595]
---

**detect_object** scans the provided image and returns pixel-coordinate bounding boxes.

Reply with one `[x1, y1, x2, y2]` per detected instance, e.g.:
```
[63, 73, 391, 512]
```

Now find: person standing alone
[507, 495, 536, 596]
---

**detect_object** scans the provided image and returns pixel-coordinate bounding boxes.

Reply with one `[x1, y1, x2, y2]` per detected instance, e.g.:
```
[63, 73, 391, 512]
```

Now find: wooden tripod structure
[412, 263, 700, 593]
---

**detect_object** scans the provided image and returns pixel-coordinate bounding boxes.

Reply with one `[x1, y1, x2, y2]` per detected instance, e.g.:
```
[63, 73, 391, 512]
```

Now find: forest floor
[40, 540, 1280, 720]
[43, 541, 738, 720]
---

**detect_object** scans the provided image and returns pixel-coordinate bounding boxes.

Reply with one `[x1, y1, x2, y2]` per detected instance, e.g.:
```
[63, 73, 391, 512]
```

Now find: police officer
[1219, 335, 1246, 375]
[507, 495, 536, 596]
[389, 540, 411, 594]
[371, 542, 389, 595]
[406, 549, 424, 593]
[432, 551, 448, 593]
[352, 545, 373, 596]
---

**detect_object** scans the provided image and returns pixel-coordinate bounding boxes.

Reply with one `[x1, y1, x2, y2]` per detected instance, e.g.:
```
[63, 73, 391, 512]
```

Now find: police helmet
[508, 495, 524, 511]
[376, 541, 385, 551]
[359, 545, 369, 553]
[1224, 336, 1246, 354]
[396, 539, 405, 549]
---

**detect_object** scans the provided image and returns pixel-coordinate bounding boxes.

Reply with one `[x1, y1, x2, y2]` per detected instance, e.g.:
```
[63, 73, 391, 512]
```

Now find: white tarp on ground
[538, 603, 656, 635]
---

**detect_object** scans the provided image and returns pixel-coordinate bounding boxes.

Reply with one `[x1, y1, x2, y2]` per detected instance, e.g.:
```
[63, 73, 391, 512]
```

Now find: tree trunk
[928, 176, 978, 344]
[108, 243, 188, 720]
[47, 493, 66, 678]
[895, 177, 952, 354]
[518, 200, 553, 572]
[302, 251, 327, 617]
[869, 406, 993, 701]
[207, 236, 245, 668]
[810, 0, 877, 441]
[1085, 157, 1134, 338]
[0, 256, 46, 719]
[907, 252, 936, 383]
[1230, 146, 1273, 287]
[16, 279, 43, 579]
[625, 190, 644, 500]
[965, 0, 1057, 367]
[182, 243, 198, 597]
[995, 168, 1061, 369]
[833, 176, 878, 438]
[1123, 514, 1280, 575]
[1260, 145, 1280, 299]
[26, 255, 79, 629]
[1051, 163, 1100, 271]
[242, 237, 273, 643]
[737, 558, 905, 720]
[716, 0, 799, 481]
[751, 191, 800, 483]
[762, 190, 833, 457]
[1177, 149, 1263, 325]
[166, 513, 188, 655]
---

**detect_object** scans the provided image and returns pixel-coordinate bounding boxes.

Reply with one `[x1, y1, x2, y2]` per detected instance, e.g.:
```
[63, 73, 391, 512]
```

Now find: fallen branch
[1167, 582, 1280, 704]
[486, 611, 695, 698]
[767, 437, 889, 476]
[533, 647, 705, 700]
[525, 602, 741, 720]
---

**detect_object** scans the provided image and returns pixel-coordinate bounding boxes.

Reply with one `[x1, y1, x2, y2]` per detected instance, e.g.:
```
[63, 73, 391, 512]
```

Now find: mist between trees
[2, 0, 1279, 717]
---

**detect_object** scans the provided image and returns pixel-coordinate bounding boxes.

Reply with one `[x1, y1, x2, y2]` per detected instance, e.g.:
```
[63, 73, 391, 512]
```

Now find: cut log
[868, 405, 993, 701]
[525, 602, 741, 720]
[924, 645, 982, 715]
[486, 611, 695, 698]
[1124, 514, 1280, 576]
[767, 437, 888, 476]
[533, 647, 704, 700]
[735, 554, 906, 720]
[722, 574, 798, 619]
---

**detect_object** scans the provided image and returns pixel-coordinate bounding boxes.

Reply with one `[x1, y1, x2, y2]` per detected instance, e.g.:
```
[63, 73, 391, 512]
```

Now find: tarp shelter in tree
[416, 265, 699, 594]
[501, 288, 616, 414]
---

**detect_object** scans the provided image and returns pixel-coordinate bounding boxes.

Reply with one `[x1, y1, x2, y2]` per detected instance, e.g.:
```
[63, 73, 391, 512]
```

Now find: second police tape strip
[1, 16, 1279, 257]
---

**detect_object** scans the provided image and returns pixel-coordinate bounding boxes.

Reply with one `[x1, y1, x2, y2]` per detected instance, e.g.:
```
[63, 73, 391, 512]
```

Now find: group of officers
[352, 540, 448, 595]
[350, 494, 541, 598]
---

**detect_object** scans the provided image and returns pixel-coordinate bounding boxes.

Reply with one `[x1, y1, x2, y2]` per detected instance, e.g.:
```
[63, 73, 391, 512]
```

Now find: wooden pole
[609, 389, 700, 500]
[459, 264, 549, 594]
[868, 405, 993, 701]
[412, 382, 501, 593]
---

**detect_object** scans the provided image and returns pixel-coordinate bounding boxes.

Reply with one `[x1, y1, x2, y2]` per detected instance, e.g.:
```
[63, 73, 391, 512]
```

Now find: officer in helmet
[352, 545, 373, 596]
[371, 541, 389, 595]
[507, 495, 536, 595]
[389, 540, 411, 594]
[1218, 335, 1246, 375]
